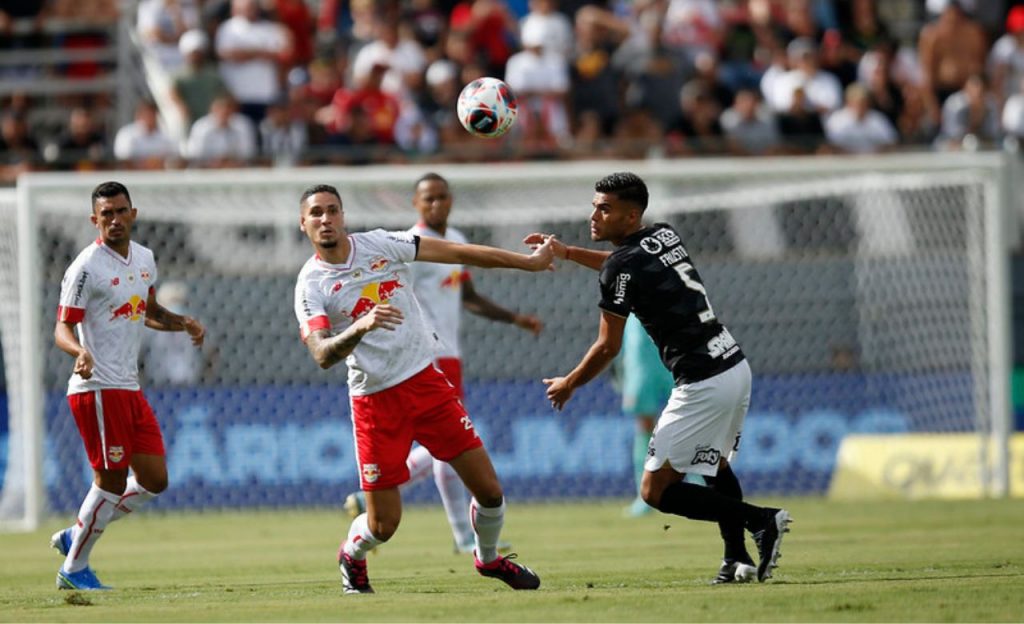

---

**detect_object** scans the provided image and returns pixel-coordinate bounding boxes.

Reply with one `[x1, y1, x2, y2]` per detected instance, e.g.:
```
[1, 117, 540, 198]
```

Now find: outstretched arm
[145, 289, 205, 346]
[55, 320, 94, 379]
[417, 235, 554, 272]
[544, 310, 626, 410]
[305, 304, 404, 369]
[523, 233, 609, 271]
[462, 278, 543, 335]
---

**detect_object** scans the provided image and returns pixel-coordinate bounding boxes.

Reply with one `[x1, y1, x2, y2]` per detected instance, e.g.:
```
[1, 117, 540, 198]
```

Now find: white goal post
[0, 153, 1015, 531]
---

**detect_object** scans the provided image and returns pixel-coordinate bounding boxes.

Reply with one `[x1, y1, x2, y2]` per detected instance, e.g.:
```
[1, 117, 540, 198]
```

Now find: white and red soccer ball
[456, 77, 518, 139]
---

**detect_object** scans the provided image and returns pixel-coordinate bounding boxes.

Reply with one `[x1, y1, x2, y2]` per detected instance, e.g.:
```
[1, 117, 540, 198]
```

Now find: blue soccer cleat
[56, 566, 111, 590]
[50, 527, 73, 557]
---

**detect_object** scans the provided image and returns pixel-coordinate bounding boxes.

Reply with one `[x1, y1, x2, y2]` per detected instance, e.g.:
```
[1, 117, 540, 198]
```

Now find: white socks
[433, 459, 473, 547]
[405, 445, 434, 484]
[342, 513, 385, 561]
[63, 484, 119, 573]
[110, 476, 158, 523]
[470, 498, 505, 564]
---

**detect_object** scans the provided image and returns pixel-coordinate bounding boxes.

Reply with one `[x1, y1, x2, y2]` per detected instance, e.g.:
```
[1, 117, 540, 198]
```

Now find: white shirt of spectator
[58, 241, 158, 394]
[767, 69, 843, 113]
[215, 16, 287, 104]
[113, 121, 178, 162]
[505, 48, 571, 140]
[186, 112, 256, 162]
[989, 34, 1024, 97]
[136, 0, 200, 72]
[825, 108, 898, 154]
[407, 223, 468, 359]
[661, 0, 722, 56]
[293, 229, 441, 395]
[520, 11, 573, 60]
[1002, 92, 1024, 136]
[352, 39, 426, 96]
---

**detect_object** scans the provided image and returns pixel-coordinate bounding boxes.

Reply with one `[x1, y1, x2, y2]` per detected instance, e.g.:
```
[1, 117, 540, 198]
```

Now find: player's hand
[74, 350, 94, 380]
[514, 314, 543, 336]
[523, 233, 567, 260]
[183, 316, 206, 347]
[543, 376, 574, 411]
[524, 235, 555, 271]
[355, 304, 404, 333]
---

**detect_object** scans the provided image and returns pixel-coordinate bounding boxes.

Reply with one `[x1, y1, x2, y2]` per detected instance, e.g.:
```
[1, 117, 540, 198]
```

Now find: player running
[293, 184, 550, 594]
[51, 181, 206, 590]
[343, 172, 543, 554]
[526, 172, 791, 584]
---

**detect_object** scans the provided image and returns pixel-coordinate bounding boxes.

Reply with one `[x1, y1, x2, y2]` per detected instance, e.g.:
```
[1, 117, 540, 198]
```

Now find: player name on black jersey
[598, 223, 745, 384]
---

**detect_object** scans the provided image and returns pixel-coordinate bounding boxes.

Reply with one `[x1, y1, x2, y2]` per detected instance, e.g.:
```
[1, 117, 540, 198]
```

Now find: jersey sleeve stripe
[57, 306, 85, 323]
[300, 315, 331, 341]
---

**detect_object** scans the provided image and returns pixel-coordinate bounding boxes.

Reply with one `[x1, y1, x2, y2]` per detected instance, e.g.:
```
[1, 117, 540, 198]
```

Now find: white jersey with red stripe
[293, 229, 442, 396]
[58, 240, 158, 394]
[407, 223, 469, 359]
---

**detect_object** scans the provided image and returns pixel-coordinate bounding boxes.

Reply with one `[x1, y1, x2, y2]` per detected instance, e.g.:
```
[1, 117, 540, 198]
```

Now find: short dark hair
[91, 181, 131, 208]
[595, 172, 648, 212]
[414, 172, 449, 191]
[300, 184, 341, 207]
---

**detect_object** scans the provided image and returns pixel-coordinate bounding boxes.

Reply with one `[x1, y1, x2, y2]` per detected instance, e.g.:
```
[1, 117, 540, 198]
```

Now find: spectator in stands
[171, 30, 226, 131]
[449, 0, 517, 78]
[351, 16, 427, 98]
[898, 82, 940, 145]
[272, 0, 316, 68]
[404, 0, 447, 57]
[824, 83, 898, 154]
[842, 0, 890, 55]
[1002, 77, 1024, 140]
[988, 6, 1024, 104]
[0, 111, 41, 183]
[50, 106, 107, 170]
[136, 0, 200, 72]
[667, 80, 725, 154]
[215, 0, 292, 124]
[764, 37, 842, 115]
[918, 0, 987, 119]
[318, 57, 401, 147]
[660, 0, 725, 65]
[185, 94, 257, 166]
[505, 16, 572, 149]
[113, 99, 178, 168]
[777, 85, 826, 153]
[259, 97, 308, 166]
[937, 73, 1000, 150]
[520, 0, 573, 60]
[615, 9, 690, 132]
[860, 39, 904, 127]
[720, 88, 781, 155]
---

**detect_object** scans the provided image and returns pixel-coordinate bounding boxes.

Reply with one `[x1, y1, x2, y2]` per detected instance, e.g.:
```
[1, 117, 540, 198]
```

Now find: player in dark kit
[525, 172, 792, 584]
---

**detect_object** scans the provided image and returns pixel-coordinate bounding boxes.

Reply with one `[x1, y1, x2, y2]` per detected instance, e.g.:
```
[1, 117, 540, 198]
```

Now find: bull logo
[110, 294, 146, 321]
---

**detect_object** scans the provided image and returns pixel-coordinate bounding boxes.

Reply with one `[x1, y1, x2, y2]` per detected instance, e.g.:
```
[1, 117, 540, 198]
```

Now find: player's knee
[140, 474, 168, 494]
[475, 490, 503, 508]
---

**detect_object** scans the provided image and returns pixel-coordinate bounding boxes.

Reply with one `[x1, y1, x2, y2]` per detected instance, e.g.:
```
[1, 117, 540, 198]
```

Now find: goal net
[0, 154, 1014, 530]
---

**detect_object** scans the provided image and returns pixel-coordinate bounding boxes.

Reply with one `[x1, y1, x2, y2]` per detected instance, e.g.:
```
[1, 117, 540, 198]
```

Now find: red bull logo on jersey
[368, 256, 390, 272]
[440, 269, 463, 289]
[362, 463, 380, 484]
[348, 275, 404, 321]
[107, 445, 124, 463]
[110, 294, 146, 321]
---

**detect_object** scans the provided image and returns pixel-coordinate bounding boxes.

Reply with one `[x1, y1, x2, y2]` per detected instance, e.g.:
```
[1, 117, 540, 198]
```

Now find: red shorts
[435, 357, 464, 398]
[350, 364, 482, 490]
[68, 389, 165, 470]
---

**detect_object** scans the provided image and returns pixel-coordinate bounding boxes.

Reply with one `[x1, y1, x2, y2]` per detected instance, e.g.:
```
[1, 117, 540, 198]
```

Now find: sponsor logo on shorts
[691, 445, 721, 466]
[362, 463, 380, 483]
[107, 446, 125, 463]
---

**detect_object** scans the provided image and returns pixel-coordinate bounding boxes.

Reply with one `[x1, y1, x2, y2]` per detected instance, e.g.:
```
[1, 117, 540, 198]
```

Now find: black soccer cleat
[339, 551, 374, 594]
[711, 559, 757, 585]
[751, 508, 792, 582]
[474, 553, 540, 590]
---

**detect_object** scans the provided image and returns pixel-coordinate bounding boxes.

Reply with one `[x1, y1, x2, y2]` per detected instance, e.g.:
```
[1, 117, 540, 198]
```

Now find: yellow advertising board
[829, 434, 1023, 500]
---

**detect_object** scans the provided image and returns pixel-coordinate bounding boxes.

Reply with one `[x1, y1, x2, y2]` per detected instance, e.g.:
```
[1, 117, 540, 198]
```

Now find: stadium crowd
[2, 0, 1024, 179]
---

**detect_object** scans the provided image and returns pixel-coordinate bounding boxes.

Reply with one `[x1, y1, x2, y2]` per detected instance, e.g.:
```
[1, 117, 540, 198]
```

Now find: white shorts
[643, 359, 751, 477]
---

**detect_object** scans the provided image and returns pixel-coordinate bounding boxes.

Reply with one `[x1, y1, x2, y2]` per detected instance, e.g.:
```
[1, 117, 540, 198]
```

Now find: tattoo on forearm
[309, 328, 364, 368]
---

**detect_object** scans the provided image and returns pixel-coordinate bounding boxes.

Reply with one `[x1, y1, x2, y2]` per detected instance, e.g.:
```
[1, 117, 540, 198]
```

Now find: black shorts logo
[691, 445, 721, 466]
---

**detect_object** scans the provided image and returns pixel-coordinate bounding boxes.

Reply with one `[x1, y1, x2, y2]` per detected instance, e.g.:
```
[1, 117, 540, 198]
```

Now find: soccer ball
[456, 77, 518, 139]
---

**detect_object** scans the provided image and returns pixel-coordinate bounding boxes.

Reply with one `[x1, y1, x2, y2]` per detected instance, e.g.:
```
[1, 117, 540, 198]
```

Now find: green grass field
[1, 498, 1022, 622]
